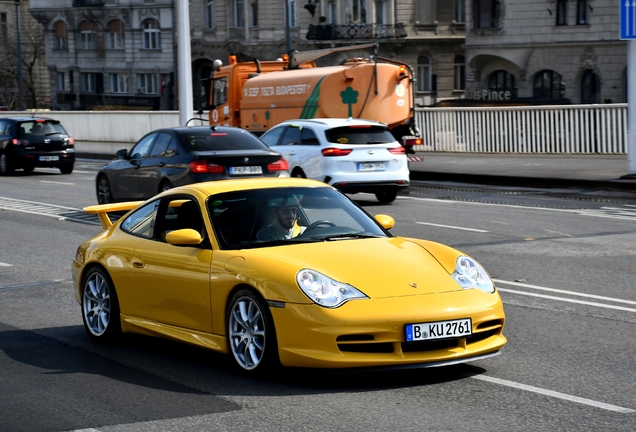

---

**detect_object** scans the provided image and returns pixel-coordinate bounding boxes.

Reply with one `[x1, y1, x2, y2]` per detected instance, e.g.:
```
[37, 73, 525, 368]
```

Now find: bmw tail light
[388, 146, 406, 155]
[189, 160, 224, 174]
[268, 157, 289, 172]
[322, 148, 353, 157]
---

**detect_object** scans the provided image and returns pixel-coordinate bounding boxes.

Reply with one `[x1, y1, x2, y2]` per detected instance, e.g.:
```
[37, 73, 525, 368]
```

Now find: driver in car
[256, 196, 307, 241]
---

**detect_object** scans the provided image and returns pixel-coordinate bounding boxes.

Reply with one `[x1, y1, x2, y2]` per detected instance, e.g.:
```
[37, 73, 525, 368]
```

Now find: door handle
[289, 152, 296, 156]
[158, 162, 165, 167]
[132, 258, 145, 268]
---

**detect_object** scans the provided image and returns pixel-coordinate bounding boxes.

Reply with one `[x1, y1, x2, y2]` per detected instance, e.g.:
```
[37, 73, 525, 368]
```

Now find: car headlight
[296, 269, 368, 308]
[451, 256, 495, 294]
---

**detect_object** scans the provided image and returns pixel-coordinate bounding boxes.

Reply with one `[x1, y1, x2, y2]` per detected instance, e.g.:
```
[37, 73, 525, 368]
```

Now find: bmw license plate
[357, 162, 386, 171]
[229, 166, 262, 175]
[405, 318, 472, 342]
[39, 156, 59, 161]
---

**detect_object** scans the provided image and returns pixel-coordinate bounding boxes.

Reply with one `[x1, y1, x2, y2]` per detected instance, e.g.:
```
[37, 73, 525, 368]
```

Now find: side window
[120, 200, 160, 239]
[301, 128, 319, 145]
[164, 137, 179, 157]
[149, 133, 173, 157]
[260, 127, 285, 146]
[130, 133, 157, 159]
[213, 76, 228, 106]
[155, 196, 206, 243]
[280, 127, 302, 146]
[0, 121, 6, 135]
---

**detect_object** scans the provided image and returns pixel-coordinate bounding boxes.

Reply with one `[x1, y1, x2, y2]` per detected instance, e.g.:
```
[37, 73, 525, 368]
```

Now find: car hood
[242, 237, 463, 299]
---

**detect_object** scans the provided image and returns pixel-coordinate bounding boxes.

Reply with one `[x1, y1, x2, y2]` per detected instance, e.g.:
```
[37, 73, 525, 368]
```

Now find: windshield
[181, 129, 268, 151]
[208, 187, 389, 250]
[325, 125, 395, 144]
[19, 120, 68, 137]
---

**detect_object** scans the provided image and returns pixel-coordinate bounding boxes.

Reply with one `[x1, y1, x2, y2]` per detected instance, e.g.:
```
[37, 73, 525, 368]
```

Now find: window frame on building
[137, 73, 158, 94]
[488, 70, 517, 98]
[54, 21, 68, 50]
[375, 1, 386, 25]
[81, 72, 98, 93]
[580, 70, 600, 104]
[576, 0, 589, 25]
[327, 0, 337, 24]
[556, 0, 568, 26]
[472, 0, 500, 29]
[454, 55, 466, 91]
[57, 72, 68, 92]
[0, 13, 8, 46]
[205, 0, 215, 29]
[533, 70, 565, 100]
[455, 0, 466, 24]
[233, 0, 245, 28]
[107, 20, 125, 49]
[79, 21, 98, 50]
[250, 0, 258, 27]
[345, 0, 368, 24]
[417, 55, 432, 92]
[142, 19, 161, 50]
[110, 73, 129, 94]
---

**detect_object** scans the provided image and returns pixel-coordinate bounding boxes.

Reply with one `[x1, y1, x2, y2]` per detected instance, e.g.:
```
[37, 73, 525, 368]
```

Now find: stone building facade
[29, 0, 465, 110]
[464, 0, 626, 105]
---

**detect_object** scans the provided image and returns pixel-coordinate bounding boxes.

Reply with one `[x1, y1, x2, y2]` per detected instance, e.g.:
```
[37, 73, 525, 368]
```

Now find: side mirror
[115, 148, 128, 159]
[165, 228, 203, 246]
[374, 214, 395, 230]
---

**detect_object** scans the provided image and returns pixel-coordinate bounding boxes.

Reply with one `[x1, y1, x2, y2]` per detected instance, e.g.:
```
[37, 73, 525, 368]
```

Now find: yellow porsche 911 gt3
[72, 178, 506, 375]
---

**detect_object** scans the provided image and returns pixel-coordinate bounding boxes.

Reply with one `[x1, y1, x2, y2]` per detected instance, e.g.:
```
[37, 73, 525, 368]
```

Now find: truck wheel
[375, 190, 398, 203]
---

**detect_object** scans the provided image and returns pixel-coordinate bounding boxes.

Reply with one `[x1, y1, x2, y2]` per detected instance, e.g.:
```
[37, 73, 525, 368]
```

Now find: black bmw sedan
[95, 126, 290, 204]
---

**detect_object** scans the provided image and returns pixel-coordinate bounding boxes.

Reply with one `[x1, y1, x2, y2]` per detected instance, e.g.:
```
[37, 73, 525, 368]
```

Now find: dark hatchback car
[96, 125, 290, 204]
[0, 117, 75, 175]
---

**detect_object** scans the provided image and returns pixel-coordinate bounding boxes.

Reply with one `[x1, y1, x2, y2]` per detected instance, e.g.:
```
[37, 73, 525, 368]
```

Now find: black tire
[0, 153, 14, 175]
[291, 169, 306, 178]
[23, 165, 35, 173]
[227, 288, 279, 376]
[159, 180, 173, 194]
[96, 175, 114, 204]
[81, 267, 122, 343]
[59, 165, 74, 175]
[375, 190, 398, 203]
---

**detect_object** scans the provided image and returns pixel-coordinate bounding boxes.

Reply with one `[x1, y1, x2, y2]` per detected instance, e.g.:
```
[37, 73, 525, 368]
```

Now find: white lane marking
[0, 262, 12, 267]
[40, 180, 75, 185]
[494, 279, 636, 306]
[497, 288, 636, 313]
[472, 375, 635, 413]
[415, 222, 489, 233]
[400, 196, 636, 221]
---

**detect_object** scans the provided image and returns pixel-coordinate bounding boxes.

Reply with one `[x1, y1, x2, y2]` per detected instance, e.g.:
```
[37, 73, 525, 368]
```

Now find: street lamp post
[285, 0, 291, 54]
[14, 0, 25, 111]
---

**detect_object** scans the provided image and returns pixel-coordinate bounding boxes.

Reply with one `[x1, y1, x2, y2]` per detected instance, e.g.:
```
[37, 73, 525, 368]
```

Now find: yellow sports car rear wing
[83, 201, 143, 230]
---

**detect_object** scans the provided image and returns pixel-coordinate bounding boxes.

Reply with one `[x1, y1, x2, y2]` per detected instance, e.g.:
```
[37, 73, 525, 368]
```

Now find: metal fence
[1, 104, 628, 154]
[414, 104, 628, 154]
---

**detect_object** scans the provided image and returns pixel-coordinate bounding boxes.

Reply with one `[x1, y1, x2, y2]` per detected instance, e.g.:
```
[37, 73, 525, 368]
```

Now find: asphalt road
[0, 162, 635, 432]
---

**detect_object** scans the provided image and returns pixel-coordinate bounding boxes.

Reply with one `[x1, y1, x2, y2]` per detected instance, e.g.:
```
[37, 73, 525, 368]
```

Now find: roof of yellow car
[170, 177, 330, 196]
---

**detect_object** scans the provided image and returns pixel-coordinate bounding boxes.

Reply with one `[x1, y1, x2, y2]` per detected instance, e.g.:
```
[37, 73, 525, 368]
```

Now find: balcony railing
[306, 23, 407, 41]
[72, 0, 105, 7]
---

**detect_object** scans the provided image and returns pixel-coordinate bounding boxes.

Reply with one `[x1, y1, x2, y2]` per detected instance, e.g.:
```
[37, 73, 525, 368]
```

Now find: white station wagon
[260, 118, 410, 203]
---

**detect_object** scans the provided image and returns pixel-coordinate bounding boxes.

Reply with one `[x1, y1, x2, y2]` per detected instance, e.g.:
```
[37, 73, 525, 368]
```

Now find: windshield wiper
[323, 233, 384, 241]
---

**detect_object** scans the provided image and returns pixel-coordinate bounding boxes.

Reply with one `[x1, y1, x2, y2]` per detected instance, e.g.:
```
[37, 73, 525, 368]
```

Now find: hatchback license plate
[405, 318, 472, 342]
[39, 156, 59, 161]
[357, 162, 385, 171]
[229, 166, 262, 175]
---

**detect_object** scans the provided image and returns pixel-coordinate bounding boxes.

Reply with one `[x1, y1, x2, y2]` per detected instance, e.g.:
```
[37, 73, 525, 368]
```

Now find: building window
[488, 70, 517, 98]
[533, 70, 565, 100]
[576, 0, 589, 25]
[417, 55, 432, 92]
[233, 0, 244, 27]
[54, 21, 68, 50]
[290, 0, 298, 27]
[375, 1, 386, 24]
[581, 70, 600, 104]
[81, 73, 97, 92]
[110, 73, 129, 93]
[107, 20, 124, 49]
[250, 0, 258, 27]
[0, 13, 8, 46]
[473, 0, 499, 29]
[57, 72, 68, 92]
[206, 0, 215, 28]
[327, 0, 337, 24]
[345, 0, 367, 24]
[455, 0, 466, 23]
[556, 0, 568, 26]
[137, 73, 158, 94]
[142, 20, 161, 49]
[454, 55, 465, 91]
[79, 21, 97, 50]
[417, 0, 436, 25]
